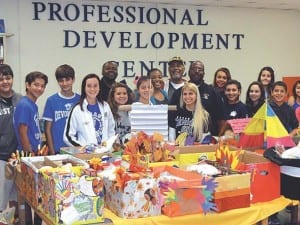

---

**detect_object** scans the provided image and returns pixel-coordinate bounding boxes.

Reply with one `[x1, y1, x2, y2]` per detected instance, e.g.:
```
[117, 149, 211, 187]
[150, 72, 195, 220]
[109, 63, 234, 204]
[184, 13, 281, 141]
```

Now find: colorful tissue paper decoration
[123, 131, 175, 172]
[160, 177, 217, 216]
[156, 166, 217, 217]
[215, 142, 242, 170]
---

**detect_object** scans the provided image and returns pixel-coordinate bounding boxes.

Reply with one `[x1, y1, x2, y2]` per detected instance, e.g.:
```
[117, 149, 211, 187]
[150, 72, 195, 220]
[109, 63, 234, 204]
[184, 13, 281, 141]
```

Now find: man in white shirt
[164, 56, 186, 103]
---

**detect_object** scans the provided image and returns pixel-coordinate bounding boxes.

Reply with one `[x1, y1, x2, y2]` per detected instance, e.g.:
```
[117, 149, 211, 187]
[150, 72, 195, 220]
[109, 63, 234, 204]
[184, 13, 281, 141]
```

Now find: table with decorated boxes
[7, 127, 299, 225]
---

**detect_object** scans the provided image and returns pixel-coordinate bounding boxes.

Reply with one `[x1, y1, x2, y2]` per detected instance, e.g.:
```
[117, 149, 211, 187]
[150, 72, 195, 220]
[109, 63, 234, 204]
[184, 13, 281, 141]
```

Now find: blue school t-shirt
[87, 103, 103, 144]
[14, 96, 41, 153]
[43, 92, 80, 153]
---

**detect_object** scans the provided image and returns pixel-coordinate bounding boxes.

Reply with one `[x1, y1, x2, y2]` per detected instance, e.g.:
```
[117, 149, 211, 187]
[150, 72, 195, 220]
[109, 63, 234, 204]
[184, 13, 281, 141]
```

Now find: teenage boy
[14, 71, 48, 225]
[269, 81, 298, 136]
[42, 64, 80, 154]
[268, 81, 298, 225]
[0, 64, 22, 220]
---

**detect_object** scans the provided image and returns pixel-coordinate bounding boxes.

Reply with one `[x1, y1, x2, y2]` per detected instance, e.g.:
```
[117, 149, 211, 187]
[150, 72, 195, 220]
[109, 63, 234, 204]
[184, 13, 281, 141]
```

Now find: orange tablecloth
[104, 196, 291, 225]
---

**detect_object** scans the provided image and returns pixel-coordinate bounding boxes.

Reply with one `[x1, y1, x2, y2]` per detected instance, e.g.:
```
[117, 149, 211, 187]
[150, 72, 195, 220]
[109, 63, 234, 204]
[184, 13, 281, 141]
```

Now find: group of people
[1, 57, 300, 225]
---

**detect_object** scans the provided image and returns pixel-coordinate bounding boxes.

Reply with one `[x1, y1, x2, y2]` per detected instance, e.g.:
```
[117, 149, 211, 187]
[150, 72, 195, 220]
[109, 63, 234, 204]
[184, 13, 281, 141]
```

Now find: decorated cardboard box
[175, 145, 240, 166]
[122, 131, 179, 172]
[238, 150, 280, 203]
[20, 155, 89, 208]
[215, 143, 279, 204]
[60, 147, 108, 160]
[175, 145, 219, 166]
[153, 166, 217, 217]
[214, 172, 251, 212]
[38, 171, 105, 225]
[103, 171, 161, 218]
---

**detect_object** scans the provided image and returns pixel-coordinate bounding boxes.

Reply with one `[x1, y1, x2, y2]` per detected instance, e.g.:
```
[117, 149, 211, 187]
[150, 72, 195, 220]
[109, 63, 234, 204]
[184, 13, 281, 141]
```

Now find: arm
[18, 124, 33, 154]
[168, 127, 176, 141]
[217, 120, 226, 136]
[107, 105, 116, 138]
[289, 128, 298, 137]
[63, 107, 81, 147]
[45, 121, 55, 155]
[288, 95, 295, 107]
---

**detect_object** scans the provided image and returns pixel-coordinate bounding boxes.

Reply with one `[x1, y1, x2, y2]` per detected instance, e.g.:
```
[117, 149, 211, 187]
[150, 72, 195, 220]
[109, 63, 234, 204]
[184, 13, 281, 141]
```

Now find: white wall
[1, 0, 300, 112]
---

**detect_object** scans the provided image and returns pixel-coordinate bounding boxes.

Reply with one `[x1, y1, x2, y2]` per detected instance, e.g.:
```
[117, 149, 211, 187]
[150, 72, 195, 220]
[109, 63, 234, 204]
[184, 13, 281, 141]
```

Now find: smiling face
[149, 70, 164, 90]
[168, 61, 185, 83]
[271, 85, 287, 105]
[295, 83, 300, 98]
[0, 74, 13, 97]
[259, 70, 272, 87]
[114, 87, 128, 105]
[225, 83, 240, 104]
[57, 77, 74, 96]
[189, 61, 205, 85]
[138, 79, 152, 104]
[102, 61, 118, 81]
[248, 84, 262, 105]
[26, 78, 47, 102]
[182, 87, 197, 109]
[85, 77, 100, 104]
[215, 71, 228, 88]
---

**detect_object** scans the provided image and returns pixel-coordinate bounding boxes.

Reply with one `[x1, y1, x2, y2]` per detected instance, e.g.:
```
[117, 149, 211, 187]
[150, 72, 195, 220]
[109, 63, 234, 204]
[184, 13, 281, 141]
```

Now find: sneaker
[268, 215, 281, 225]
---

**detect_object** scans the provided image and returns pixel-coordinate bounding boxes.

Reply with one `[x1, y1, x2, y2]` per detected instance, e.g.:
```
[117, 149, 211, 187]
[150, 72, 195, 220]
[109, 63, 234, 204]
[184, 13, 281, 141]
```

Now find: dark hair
[108, 82, 133, 120]
[213, 67, 231, 87]
[257, 66, 275, 95]
[101, 61, 118, 73]
[271, 81, 287, 92]
[79, 73, 103, 110]
[136, 76, 150, 90]
[245, 81, 265, 106]
[25, 71, 48, 92]
[225, 79, 241, 91]
[257, 66, 275, 83]
[292, 80, 300, 99]
[55, 64, 75, 80]
[0, 64, 14, 77]
[147, 68, 162, 78]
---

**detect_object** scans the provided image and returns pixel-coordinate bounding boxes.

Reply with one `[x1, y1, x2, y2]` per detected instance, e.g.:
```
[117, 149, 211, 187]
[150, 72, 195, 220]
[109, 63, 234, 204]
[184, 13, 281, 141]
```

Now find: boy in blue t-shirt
[42, 64, 80, 154]
[13, 71, 48, 225]
[14, 71, 48, 154]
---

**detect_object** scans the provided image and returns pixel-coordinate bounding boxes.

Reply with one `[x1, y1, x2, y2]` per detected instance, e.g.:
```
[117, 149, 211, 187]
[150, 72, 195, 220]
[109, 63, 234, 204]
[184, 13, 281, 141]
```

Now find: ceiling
[114, 0, 300, 11]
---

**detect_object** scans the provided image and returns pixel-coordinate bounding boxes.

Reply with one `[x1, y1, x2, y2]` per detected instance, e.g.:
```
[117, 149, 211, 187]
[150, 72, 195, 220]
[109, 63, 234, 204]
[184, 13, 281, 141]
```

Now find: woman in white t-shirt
[64, 73, 115, 147]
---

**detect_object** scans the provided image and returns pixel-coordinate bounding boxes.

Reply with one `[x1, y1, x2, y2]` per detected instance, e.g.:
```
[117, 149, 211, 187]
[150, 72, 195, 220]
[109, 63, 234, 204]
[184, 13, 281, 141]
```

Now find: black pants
[281, 173, 300, 200]
[25, 203, 42, 225]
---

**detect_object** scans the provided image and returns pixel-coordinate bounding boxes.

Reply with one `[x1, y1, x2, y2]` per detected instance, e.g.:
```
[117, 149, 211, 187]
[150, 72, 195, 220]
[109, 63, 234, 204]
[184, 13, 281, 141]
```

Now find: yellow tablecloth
[104, 196, 291, 225]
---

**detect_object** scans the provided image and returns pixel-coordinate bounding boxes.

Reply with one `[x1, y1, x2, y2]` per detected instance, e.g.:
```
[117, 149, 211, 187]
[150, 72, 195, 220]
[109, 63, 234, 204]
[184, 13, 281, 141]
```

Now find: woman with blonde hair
[168, 82, 211, 142]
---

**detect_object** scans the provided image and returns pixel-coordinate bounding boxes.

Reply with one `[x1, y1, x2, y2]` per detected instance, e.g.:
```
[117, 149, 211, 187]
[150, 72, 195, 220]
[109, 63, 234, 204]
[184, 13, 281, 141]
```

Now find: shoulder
[70, 103, 81, 114]
[99, 101, 113, 112]
[200, 82, 213, 92]
[236, 101, 247, 109]
[160, 89, 168, 97]
[100, 101, 110, 108]
[45, 93, 60, 102]
[12, 91, 23, 103]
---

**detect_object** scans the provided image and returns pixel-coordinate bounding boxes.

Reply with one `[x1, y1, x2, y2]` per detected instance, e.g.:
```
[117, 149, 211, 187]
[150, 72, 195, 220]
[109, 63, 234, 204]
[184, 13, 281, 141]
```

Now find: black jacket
[0, 91, 22, 161]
